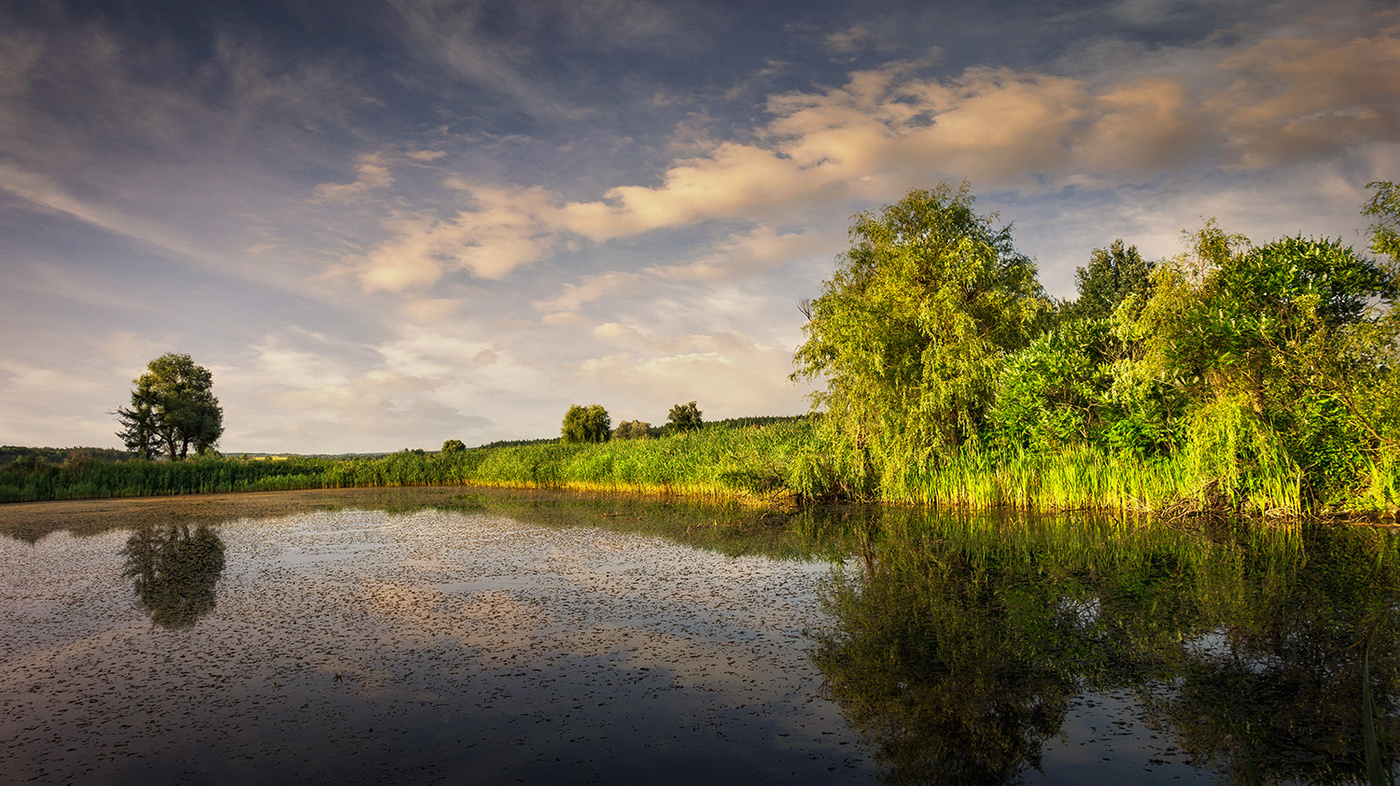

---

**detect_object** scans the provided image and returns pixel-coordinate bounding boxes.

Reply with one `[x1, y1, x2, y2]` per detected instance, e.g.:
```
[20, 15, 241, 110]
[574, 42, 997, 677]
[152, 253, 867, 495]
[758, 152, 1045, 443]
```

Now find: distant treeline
[1, 446, 132, 466]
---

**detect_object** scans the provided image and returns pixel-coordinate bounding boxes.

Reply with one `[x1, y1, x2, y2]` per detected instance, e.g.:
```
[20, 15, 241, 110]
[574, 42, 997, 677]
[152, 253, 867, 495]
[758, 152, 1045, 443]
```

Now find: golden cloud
[351, 25, 1400, 291]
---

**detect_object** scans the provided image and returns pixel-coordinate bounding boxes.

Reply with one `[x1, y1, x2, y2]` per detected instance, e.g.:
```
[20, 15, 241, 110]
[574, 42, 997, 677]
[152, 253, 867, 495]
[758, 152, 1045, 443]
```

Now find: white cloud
[358, 185, 560, 290]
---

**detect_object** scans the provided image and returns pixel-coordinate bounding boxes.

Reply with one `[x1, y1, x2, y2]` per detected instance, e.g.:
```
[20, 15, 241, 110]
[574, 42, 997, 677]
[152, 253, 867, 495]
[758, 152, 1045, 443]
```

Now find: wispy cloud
[340, 23, 1400, 294]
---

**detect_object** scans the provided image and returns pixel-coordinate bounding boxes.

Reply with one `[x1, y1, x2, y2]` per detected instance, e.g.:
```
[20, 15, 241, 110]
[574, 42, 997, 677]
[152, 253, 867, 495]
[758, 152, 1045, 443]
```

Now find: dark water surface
[1, 488, 1397, 785]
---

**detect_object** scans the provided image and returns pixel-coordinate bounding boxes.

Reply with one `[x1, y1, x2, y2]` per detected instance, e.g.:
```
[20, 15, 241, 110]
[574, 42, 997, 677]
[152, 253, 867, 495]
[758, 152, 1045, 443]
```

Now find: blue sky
[2, 0, 1397, 453]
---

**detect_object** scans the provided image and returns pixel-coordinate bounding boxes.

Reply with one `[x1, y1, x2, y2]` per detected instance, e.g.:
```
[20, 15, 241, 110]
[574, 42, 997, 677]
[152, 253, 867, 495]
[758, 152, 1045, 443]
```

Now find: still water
[0, 487, 1396, 785]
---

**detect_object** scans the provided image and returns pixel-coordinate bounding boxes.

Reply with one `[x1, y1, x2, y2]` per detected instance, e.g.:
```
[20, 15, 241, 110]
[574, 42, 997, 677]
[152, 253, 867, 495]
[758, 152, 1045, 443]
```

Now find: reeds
[0, 420, 821, 504]
[3, 410, 1394, 518]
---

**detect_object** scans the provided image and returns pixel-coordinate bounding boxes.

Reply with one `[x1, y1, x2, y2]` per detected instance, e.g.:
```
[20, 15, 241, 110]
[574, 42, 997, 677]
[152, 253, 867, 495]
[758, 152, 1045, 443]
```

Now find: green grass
[2, 413, 1395, 520]
[0, 419, 821, 504]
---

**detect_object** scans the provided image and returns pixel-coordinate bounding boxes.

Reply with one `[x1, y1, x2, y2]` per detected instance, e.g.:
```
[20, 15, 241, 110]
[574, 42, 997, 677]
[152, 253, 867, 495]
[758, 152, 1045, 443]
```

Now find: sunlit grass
[1, 413, 1394, 520]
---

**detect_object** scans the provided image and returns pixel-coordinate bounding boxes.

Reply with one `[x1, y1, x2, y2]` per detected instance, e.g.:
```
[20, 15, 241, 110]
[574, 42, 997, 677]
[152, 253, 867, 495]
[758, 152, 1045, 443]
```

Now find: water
[0, 488, 1396, 784]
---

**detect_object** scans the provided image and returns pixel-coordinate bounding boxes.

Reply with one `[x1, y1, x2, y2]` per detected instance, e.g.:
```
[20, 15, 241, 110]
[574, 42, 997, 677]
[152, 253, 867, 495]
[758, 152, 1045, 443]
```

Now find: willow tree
[792, 183, 1046, 493]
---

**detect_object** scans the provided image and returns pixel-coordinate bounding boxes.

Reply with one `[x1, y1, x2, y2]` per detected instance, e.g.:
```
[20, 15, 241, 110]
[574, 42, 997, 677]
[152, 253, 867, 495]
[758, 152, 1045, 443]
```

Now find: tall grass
[2, 410, 1393, 518]
[0, 420, 820, 504]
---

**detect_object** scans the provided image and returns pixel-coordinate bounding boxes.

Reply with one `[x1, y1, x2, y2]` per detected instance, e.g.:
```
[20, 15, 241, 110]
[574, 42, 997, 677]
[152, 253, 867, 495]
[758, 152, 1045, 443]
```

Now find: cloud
[823, 23, 900, 61]
[1209, 32, 1400, 169]
[646, 225, 836, 283]
[312, 153, 395, 202]
[358, 185, 560, 290]
[335, 21, 1400, 294]
[0, 164, 220, 263]
[532, 270, 644, 317]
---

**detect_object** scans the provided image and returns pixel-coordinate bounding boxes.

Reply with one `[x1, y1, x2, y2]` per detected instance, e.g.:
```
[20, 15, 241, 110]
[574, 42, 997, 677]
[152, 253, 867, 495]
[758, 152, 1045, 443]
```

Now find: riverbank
[3, 418, 1398, 520]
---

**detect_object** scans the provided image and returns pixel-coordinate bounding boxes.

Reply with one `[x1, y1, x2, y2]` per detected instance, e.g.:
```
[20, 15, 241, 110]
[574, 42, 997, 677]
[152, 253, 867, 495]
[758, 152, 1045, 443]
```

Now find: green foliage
[1, 446, 130, 466]
[612, 420, 654, 440]
[666, 401, 703, 433]
[441, 439, 466, 454]
[988, 325, 1105, 454]
[117, 353, 223, 461]
[1059, 239, 1153, 322]
[1366, 180, 1400, 263]
[561, 404, 611, 444]
[793, 182, 1046, 486]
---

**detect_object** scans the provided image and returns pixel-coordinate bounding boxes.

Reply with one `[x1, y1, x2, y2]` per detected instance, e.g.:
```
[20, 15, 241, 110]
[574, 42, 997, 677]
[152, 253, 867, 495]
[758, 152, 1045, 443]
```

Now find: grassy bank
[0, 419, 822, 505]
[3, 416, 1397, 519]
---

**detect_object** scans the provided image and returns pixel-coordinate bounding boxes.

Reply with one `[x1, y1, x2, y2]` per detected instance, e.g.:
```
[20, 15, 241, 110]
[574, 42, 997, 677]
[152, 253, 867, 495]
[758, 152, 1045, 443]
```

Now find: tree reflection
[122, 522, 225, 629]
[1139, 526, 1400, 785]
[811, 524, 1079, 784]
[810, 510, 1400, 785]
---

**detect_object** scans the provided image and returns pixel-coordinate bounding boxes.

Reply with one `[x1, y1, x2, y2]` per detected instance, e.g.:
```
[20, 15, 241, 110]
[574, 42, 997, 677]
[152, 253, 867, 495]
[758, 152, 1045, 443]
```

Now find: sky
[1, 0, 1397, 454]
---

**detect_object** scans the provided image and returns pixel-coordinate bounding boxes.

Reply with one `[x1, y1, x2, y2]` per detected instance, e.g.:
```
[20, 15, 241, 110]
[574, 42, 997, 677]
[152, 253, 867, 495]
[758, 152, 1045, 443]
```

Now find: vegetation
[6, 183, 1400, 519]
[666, 401, 703, 433]
[790, 180, 1400, 517]
[561, 404, 611, 444]
[1, 446, 131, 466]
[0, 418, 823, 503]
[612, 420, 655, 440]
[117, 353, 223, 460]
[792, 182, 1046, 497]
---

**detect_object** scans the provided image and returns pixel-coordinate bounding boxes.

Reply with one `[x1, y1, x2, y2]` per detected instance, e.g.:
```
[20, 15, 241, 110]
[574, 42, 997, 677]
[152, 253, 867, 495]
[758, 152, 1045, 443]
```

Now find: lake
[1, 487, 1397, 784]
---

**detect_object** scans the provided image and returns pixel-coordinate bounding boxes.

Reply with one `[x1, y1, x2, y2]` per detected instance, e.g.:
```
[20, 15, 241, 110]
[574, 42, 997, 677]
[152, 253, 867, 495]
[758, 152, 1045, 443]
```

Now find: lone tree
[561, 404, 611, 443]
[441, 438, 466, 454]
[117, 353, 223, 461]
[667, 401, 703, 433]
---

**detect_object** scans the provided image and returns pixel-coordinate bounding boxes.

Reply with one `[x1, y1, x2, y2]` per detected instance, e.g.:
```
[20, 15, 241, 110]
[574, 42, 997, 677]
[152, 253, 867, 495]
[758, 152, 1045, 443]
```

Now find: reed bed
[2, 414, 1393, 519]
[0, 420, 819, 504]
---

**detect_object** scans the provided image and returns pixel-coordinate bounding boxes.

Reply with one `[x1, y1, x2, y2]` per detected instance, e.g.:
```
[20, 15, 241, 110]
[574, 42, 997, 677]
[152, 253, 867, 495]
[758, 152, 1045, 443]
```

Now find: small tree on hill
[667, 401, 703, 433]
[562, 404, 611, 443]
[441, 439, 466, 454]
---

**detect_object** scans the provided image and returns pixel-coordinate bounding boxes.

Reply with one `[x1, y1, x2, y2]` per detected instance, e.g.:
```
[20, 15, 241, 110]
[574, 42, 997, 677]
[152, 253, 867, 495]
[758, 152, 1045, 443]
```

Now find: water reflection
[810, 508, 1400, 785]
[122, 522, 225, 628]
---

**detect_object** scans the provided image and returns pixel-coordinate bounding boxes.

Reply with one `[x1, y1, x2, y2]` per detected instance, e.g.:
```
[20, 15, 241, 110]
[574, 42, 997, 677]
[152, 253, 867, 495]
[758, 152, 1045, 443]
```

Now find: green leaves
[666, 401, 703, 433]
[793, 182, 1046, 490]
[561, 404, 611, 444]
[117, 353, 222, 461]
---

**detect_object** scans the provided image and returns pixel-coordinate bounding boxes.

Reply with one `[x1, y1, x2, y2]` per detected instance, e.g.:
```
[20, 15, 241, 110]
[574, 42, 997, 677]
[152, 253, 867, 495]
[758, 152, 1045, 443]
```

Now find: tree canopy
[613, 420, 653, 440]
[1059, 239, 1152, 323]
[666, 401, 703, 433]
[793, 180, 1400, 511]
[117, 353, 223, 461]
[561, 404, 611, 444]
[793, 182, 1045, 487]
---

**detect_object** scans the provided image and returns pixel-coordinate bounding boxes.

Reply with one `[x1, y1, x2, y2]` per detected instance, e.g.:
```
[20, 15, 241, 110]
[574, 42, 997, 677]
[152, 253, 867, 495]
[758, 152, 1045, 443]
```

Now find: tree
[1059, 239, 1153, 323]
[117, 353, 223, 461]
[666, 401, 703, 433]
[1119, 221, 1399, 502]
[561, 404, 611, 443]
[1365, 180, 1400, 263]
[1129, 224, 1394, 416]
[441, 439, 466, 454]
[613, 420, 653, 440]
[792, 182, 1046, 484]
